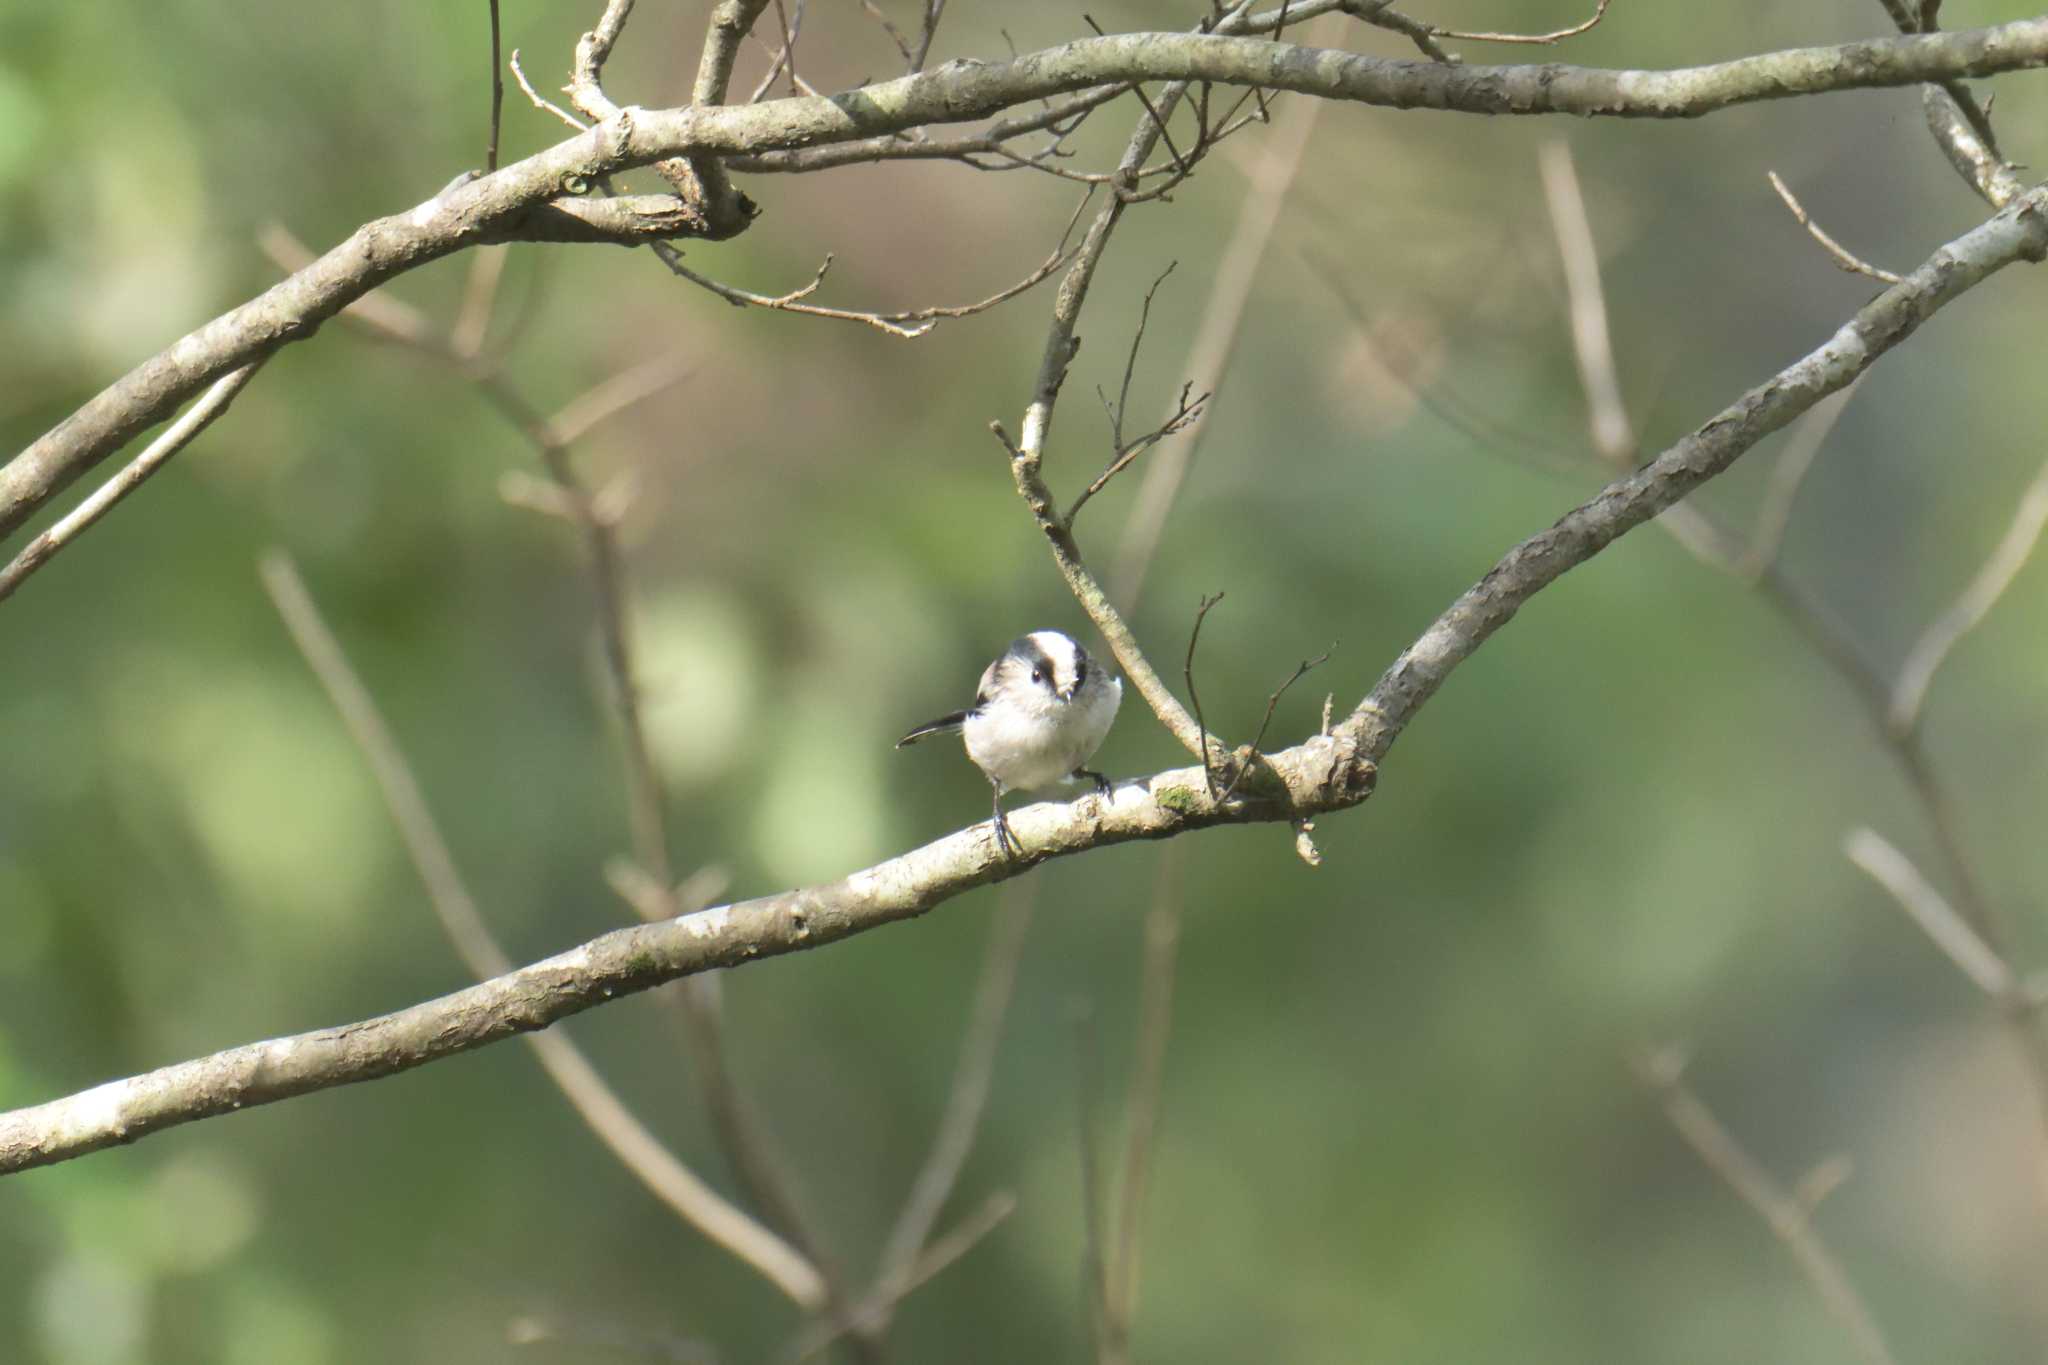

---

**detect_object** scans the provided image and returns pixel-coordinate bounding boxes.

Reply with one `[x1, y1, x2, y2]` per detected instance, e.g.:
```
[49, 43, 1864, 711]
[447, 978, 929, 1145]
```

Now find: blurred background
[4, 1, 2048, 1360]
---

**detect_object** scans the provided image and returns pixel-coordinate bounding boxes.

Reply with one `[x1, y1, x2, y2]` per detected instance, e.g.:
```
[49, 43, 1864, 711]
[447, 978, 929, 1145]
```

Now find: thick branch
[1343, 184, 2048, 758]
[6, 184, 2045, 1177]
[617, 23, 2048, 156]
[9, 20, 2046, 539]
[0, 738, 1376, 1176]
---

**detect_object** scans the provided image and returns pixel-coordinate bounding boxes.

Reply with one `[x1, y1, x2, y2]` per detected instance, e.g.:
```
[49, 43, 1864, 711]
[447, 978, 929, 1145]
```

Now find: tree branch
[0, 734, 1377, 1177]
[10, 19, 2046, 542]
[1342, 184, 2048, 758]
[2, 104, 2045, 1193]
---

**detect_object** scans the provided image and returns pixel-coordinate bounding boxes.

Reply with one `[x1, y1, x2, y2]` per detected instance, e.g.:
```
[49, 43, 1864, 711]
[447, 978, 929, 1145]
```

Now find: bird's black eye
[1031, 666, 1048, 685]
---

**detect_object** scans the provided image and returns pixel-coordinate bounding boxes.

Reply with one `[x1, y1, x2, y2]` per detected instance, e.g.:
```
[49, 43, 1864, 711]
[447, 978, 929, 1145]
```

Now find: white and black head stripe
[1006, 630, 1088, 699]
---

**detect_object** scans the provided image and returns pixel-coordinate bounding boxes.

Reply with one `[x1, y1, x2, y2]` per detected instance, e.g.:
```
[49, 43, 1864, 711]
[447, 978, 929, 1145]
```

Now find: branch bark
[5, 181, 2043, 1178]
[8, 19, 2046, 541]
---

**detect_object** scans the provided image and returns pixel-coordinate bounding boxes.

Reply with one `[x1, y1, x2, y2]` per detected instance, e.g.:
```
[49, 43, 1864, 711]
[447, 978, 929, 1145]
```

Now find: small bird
[897, 630, 1122, 859]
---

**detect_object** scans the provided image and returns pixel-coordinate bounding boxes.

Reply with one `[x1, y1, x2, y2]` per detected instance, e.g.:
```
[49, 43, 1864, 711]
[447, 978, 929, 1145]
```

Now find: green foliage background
[4, 2, 2047, 1361]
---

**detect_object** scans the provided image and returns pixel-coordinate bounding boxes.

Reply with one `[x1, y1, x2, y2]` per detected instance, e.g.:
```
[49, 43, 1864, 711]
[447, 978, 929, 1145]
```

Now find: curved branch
[8, 19, 2046, 541]
[1343, 184, 2048, 758]
[0, 737, 1378, 1177]
[6, 185, 2043, 1179]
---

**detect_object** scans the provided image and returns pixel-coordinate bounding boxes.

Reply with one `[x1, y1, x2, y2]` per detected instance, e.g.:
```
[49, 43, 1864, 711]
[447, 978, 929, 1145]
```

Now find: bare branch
[452, 245, 511, 359]
[872, 881, 1034, 1319]
[1073, 1004, 1112, 1361]
[746, 0, 810, 102]
[7, 187, 2046, 1182]
[1888, 458, 2048, 736]
[1113, 14, 1338, 608]
[0, 360, 265, 604]
[1067, 383, 1207, 525]
[0, 723, 1377, 1179]
[650, 188, 1087, 338]
[1435, 0, 1613, 46]
[1843, 827, 2015, 999]
[274, 217, 838, 1288]
[511, 47, 588, 131]
[1005, 58, 1218, 760]
[13, 20, 2048, 542]
[569, 0, 638, 122]
[911, 0, 948, 73]
[549, 354, 698, 447]
[858, 0, 916, 66]
[1734, 379, 1861, 580]
[783, 1193, 1016, 1364]
[1183, 592, 1228, 797]
[670, 0, 775, 233]
[484, 0, 505, 171]
[1539, 140, 1633, 464]
[257, 552, 828, 1311]
[1219, 645, 1333, 803]
[1873, 0, 2023, 207]
[1767, 171, 1903, 285]
[1345, 185, 2048, 761]
[1635, 1050, 1897, 1365]
[1105, 853, 1184, 1347]
[1343, 1, 1457, 64]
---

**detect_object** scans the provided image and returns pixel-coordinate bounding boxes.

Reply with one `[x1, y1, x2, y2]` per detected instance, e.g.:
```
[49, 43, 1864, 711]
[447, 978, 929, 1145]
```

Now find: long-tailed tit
[897, 630, 1122, 858]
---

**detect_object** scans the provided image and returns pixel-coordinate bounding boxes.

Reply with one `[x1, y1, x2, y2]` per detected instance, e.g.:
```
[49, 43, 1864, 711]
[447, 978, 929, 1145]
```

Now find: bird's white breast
[964, 675, 1120, 791]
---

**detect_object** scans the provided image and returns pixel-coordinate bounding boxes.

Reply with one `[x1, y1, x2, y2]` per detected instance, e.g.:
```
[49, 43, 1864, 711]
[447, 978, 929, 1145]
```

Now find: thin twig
[1888, 457, 2048, 736]
[873, 881, 1035, 1312]
[1734, 380, 1861, 580]
[1634, 1050, 1896, 1365]
[857, 0, 915, 65]
[510, 48, 587, 131]
[513, 357, 843, 1291]
[1437, 0, 1612, 44]
[257, 551, 828, 1311]
[1184, 593, 1226, 797]
[484, 0, 504, 171]
[451, 246, 510, 360]
[270, 215, 840, 1295]
[1844, 828, 2016, 999]
[782, 1193, 1017, 1364]
[911, 0, 947, 72]
[1112, 262, 1179, 449]
[1343, 1, 1457, 62]
[549, 354, 700, 447]
[1073, 1004, 1112, 1362]
[1104, 850, 1184, 1349]
[1217, 646, 1333, 803]
[1539, 140, 1633, 463]
[1070, 382, 1207, 526]
[1549, 279, 2029, 1001]
[648, 188, 1088, 339]
[0, 360, 266, 604]
[746, 0, 808, 102]
[1767, 172, 1903, 285]
[1003, 35, 1234, 761]
[1111, 14, 1339, 611]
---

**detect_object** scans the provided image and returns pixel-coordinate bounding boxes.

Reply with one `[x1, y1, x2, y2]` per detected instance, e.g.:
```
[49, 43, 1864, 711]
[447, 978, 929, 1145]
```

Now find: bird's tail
[896, 711, 970, 747]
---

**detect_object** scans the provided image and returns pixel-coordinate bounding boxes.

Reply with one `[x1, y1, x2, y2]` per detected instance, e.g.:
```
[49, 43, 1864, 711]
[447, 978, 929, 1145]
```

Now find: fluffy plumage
[897, 630, 1121, 857]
